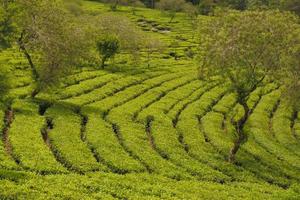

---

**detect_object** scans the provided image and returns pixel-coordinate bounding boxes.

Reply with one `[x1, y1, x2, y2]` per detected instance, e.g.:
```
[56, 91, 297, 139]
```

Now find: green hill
[0, 1, 299, 199]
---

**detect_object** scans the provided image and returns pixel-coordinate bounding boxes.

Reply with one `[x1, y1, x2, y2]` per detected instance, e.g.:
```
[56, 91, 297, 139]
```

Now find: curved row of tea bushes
[106, 74, 204, 179]
[136, 81, 229, 182]
[60, 70, 108, 88]
[246, 90, 300, 168]
[0, 172, 298, 199]
[82, 110, 146, 173]
[45, 105, 108, 173]
[63, 71, 172, 106]
[9, 100, 66, 174]
[83, 70, 177, 110]
[0, 104, 19, 169]
[241, 90, 300, 186]
[272, 100, 300, 156]
[58, 73, 120, 99]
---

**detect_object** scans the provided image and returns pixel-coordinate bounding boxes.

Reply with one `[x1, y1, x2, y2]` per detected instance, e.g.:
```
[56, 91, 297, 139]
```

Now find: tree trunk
[228, 100, 250, 163]
[169, 14, 175, 23]
[111, 0, 119, 11]
[147, 52, 150, 68]
[100, 57, 106, 69]
[31, 87, 40, 98]
[18, 33, 41, 98]
[18, 36, 39, 82]
[151, 0, 155, 9]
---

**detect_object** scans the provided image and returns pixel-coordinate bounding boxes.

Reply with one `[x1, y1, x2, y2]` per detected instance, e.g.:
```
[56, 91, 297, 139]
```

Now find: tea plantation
[0, 1, 299, 199]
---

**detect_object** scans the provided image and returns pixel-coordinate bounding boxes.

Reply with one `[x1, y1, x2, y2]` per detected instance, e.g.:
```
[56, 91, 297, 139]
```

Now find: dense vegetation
[0, 0, 300, 199]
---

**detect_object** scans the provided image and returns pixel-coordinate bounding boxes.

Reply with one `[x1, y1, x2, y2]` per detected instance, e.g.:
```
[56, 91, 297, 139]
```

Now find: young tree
[1, 0, 92, 97]
[183, 2, 199, 38]
[128, 0, 145, 15]
[96, 35, 120, 69]
[144, 36, 165, 67]
[169, 39, 179, 60]
[110, 0, 120, 11]
[197, 10, 300, 163]
[184, 2, 199, 21]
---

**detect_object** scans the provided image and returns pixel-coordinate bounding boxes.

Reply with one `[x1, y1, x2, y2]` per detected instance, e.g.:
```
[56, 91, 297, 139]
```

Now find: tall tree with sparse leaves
[0, 0, 92, 97]
[197, 9, 300, 163]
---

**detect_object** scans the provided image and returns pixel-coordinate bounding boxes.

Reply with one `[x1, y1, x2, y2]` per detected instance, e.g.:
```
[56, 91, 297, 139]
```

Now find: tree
[232, 0, 248, 10]
[144, 36, 165, 67]
[169, 39, 180, 60]
[247, 0, 281, 9]
[280, 27, 300, 112]
[109, 0, 120, 11]
[183, 3, 199, 38]
[198, 0, 216, 15]
[197, 10, 300, 163]
[96, 35, 120, 69]
[157, 0, 187, 23]
[96, 14, 144, 66]
[1, 0, 92, 97]
[184, 2, 199, 20]
[128, 0, 145, 15]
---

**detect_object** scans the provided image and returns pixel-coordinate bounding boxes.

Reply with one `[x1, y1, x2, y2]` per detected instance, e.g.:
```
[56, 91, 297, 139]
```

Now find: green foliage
[97, 35, 120, 68]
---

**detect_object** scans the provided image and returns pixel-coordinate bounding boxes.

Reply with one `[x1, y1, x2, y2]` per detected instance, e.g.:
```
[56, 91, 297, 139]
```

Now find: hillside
[0, 1, 300, 199]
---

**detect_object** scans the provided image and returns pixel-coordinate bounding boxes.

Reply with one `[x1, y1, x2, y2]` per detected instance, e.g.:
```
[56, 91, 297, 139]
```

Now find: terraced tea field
[0, 1, 300, 199]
